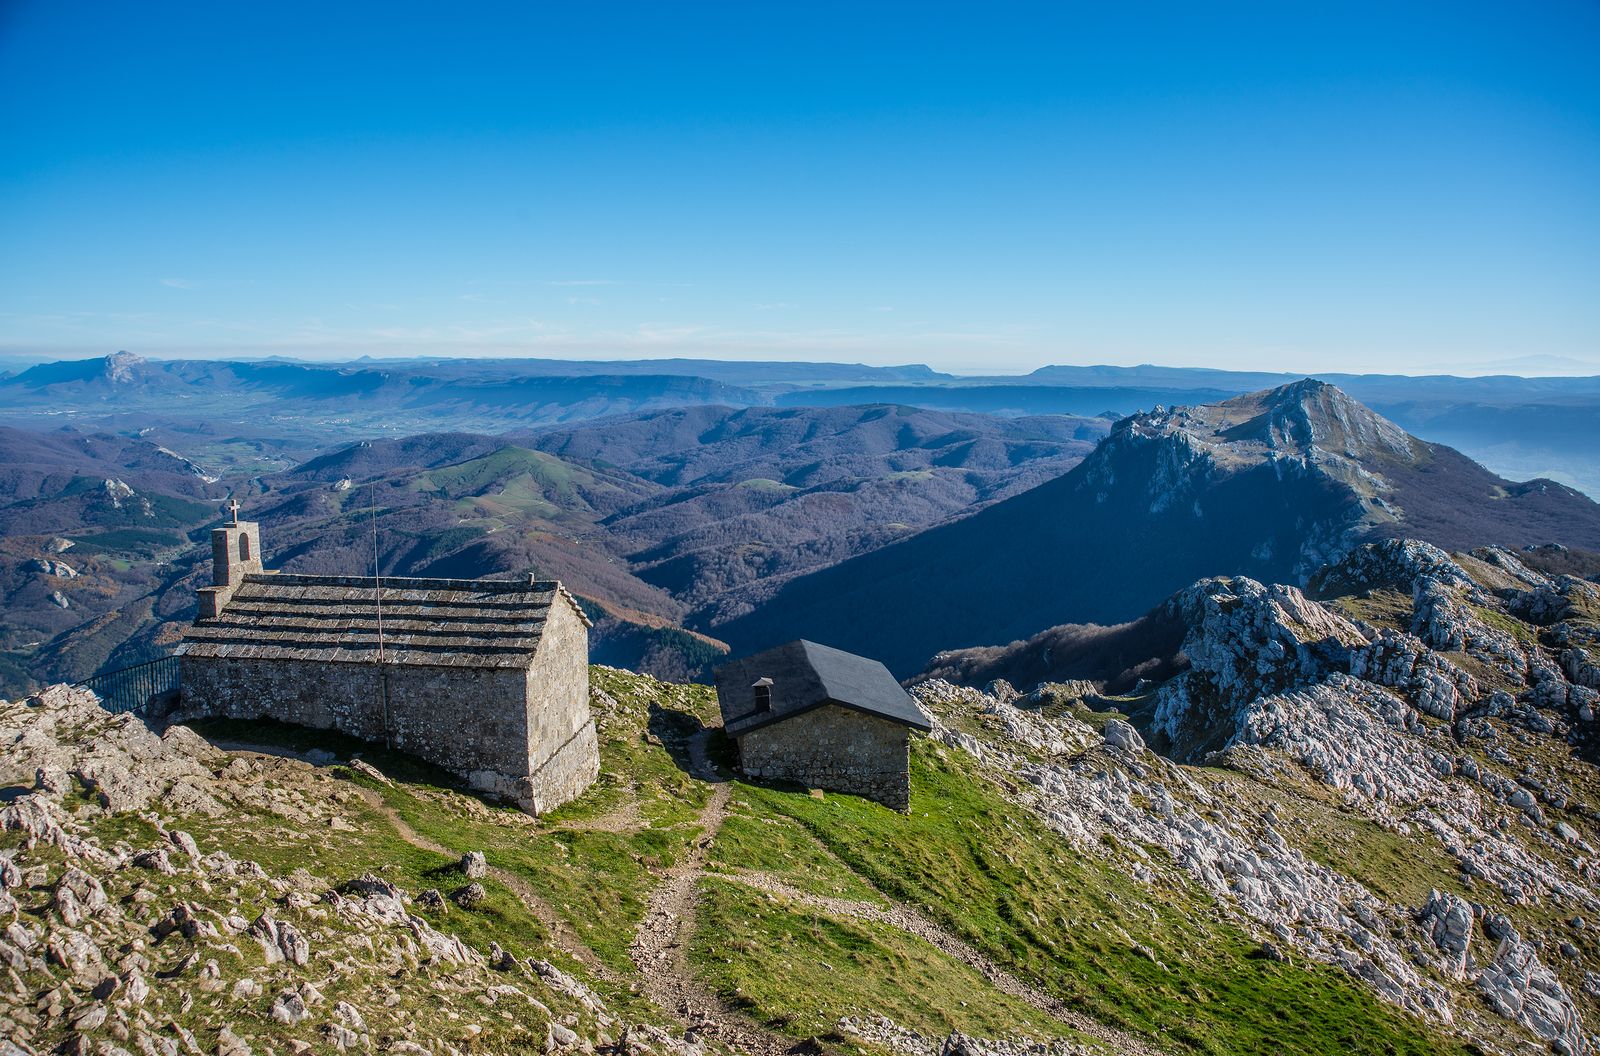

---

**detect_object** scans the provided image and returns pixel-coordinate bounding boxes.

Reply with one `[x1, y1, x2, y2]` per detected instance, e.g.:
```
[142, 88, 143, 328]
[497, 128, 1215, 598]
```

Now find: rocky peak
[1101, 379, 1415, 466]
[1071, 382, 1424, 576]
[1309, 539, 1478, 597]
[1213, 379, 1415, 462]
[102, 351, 146, 383]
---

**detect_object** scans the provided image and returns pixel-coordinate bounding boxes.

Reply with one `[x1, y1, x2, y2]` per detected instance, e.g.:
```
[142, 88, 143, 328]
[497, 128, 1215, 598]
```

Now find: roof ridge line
[245, 572, 564, 592]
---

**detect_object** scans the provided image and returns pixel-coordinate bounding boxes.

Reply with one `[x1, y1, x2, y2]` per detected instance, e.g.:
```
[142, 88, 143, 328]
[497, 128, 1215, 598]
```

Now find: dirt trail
[630, 730, 795, 1056]
[719, 872, 1168, 1056]
[219, 738, 1165, 1056]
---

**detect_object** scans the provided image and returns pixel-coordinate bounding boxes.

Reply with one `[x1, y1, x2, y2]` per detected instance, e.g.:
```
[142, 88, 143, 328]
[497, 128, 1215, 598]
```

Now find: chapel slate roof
[714, 639, 933, 737]
[179, 573, 588, 669]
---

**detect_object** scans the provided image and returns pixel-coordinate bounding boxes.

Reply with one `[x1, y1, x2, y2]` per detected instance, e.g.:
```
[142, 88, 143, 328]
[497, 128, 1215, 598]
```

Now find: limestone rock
[0, 685, 225, 817]
[1476, 928, 1583, 1055]
[347, 759, 391, 786]
[1417, 889, 1474, 979]
[248, 913, 309, 966]
[29, 559, 79, 580]
[981, 679, 1019, 705]
[215, 1027, 253, 1056]
[270, 989, 307, 1026]
[459, 851, 487, 879]
[1350, 630, 1478, 721]
[151, 903, 216, 943]
[1102, 720, 1145, 753]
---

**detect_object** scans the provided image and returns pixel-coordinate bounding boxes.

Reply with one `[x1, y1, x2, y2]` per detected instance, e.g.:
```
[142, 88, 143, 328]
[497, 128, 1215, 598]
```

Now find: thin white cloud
[159, 278, 197, 289]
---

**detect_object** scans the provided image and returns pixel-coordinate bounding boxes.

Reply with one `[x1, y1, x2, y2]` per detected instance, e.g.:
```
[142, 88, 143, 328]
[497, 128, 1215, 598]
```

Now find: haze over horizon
[3, 2, 1597, 375]
[6, 348, 1600, 382]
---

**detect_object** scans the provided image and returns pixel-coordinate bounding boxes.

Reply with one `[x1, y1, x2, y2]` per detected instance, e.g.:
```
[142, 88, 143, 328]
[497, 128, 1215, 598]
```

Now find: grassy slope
[722, 739, 1472, 1056]
[70, 665, 1477, 1056]
[693, 878, 1072, 1042]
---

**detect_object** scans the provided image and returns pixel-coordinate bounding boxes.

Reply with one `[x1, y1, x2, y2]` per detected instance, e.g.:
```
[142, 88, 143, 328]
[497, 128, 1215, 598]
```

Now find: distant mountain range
[4, 352, 1596, 495]
[0, 427, 230, 694]
[247, 403, 1108, 639]
[714, 380, 1600, 675]
[0, 351, 764, 423]
[0, 403, 1107, 696]
[3, 357, 1599, 694]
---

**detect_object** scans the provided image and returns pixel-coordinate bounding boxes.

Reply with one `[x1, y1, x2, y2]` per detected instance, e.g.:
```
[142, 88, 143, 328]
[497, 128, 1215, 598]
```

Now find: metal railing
[76, 656, 180, 715]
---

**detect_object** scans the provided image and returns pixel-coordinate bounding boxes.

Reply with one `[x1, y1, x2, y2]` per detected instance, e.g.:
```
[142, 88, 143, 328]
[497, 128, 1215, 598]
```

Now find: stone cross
[227, 497, 241, 525]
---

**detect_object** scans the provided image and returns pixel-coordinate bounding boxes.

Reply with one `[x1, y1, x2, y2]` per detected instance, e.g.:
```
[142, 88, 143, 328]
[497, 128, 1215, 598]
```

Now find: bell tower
[198, 498, 265, 619]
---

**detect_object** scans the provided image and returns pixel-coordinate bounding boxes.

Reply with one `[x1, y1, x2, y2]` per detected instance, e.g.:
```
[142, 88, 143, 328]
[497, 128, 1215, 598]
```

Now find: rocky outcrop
[1566, 647, 1600, 691]
[1411, 580, 1527, 677]
[1350, 630, 1478, 721]
[1149, 577, 1366, 757]
[837, 1014, 1100, 1056]
[0, 682, 706, 1056]
[919, 532, 1600, 1053]
[0, 684, 226, 816]
[1309, 538, 1477, 597]
[1476, 923, 1583, 1055]
[1417, 889, 1474, 980]
[1101, 719, 1145, 753]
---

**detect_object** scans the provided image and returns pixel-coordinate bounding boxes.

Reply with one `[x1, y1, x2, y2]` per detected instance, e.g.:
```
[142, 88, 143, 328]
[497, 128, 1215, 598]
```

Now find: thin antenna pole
[369, 485, 393, 749]
[370, 485, 385, 662]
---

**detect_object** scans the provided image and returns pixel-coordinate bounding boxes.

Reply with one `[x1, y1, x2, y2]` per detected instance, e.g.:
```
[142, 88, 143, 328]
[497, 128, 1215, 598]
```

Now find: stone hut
[177, 510, 599, 815]
[713, 640, 932, 811]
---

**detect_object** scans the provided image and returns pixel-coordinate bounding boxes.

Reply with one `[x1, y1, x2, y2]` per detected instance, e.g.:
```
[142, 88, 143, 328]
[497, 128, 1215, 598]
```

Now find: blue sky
[2, 2, 1597, 374]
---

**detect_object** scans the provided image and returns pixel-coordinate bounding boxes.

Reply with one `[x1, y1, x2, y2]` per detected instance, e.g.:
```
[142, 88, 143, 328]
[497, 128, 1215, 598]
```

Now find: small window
[752, 677, 773, 712]
[239, 533, 252, 561]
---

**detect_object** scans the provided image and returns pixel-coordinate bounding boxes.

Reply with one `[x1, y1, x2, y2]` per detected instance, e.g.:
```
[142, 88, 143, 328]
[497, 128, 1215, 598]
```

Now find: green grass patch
[707, 811, 887, 905]
[1469, 604, 1538, 648]
[1326, 588, 1414, 632]
[692, 878, 1077, 1045]
[369, 775, 685, 972]
[733, 739, 1471, 1056]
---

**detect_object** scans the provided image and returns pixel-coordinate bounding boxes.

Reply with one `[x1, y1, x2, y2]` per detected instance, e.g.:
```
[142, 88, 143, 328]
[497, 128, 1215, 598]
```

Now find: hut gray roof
[179, 573, 588, 669]
[714, 640, 932, 737]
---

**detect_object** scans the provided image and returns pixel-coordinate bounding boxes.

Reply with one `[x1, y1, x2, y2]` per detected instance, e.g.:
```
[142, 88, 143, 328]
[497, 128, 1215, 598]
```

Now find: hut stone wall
[736, 704, 912, 811]
[179, 656, 540, 802]
[519, 594, 599, 813]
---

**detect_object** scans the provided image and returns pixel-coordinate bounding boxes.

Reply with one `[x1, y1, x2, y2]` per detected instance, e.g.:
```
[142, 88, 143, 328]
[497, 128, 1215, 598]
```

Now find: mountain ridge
[714, 381, 1600, 675]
